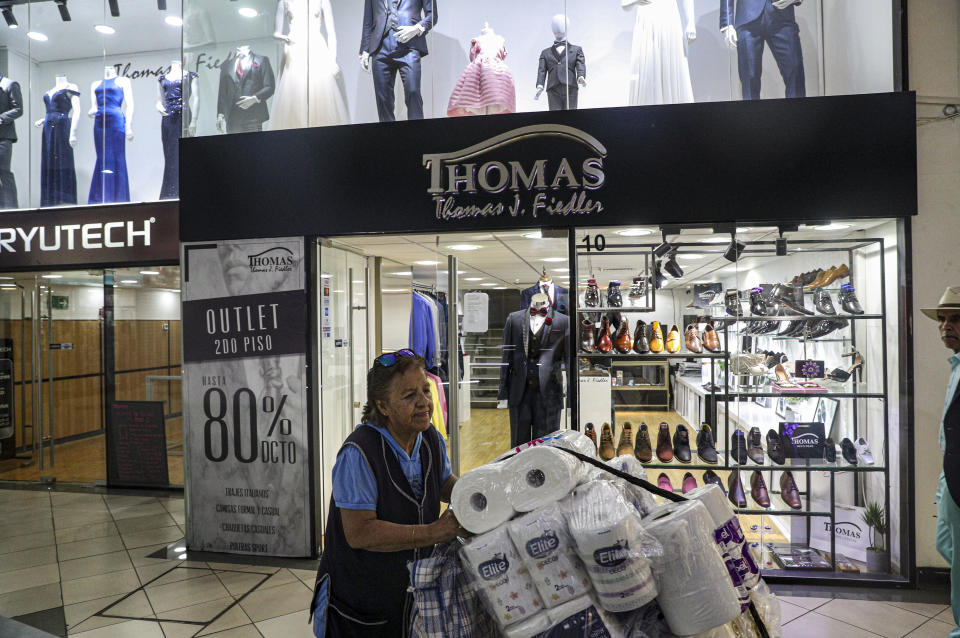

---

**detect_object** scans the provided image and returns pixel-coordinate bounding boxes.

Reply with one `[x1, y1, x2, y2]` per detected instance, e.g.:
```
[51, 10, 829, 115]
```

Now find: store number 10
[202, 388, 297, 465]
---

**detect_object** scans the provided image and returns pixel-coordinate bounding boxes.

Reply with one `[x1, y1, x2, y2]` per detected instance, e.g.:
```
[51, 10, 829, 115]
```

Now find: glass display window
[181, 0, 900, 135]
[0, 1, 183, 211]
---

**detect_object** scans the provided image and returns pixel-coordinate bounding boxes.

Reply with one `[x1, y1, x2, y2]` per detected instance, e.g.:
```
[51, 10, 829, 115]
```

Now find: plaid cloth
[408, 541, 494, 638]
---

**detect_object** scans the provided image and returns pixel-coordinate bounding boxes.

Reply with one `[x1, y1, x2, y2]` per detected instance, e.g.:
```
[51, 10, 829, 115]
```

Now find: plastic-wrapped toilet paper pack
[506, 504, 592, 608]
[565, 480, 661, 613]
[605, 455, 657, 516]
[504, 612, 551, 638]
[507, 446, 585, 513]
[643, 501, 740, 635]
[538, 429, 597, 458]
[451, 463, 516, 534]
[460, 526, 544, 628]
[749, 580, 783, 637]
[543, 594, 625, 638]
[684, 484, 734, 528]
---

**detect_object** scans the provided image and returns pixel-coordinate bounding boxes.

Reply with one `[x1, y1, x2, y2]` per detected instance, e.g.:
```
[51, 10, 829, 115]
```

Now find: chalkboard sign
[0, 338, 14, 460]
[108, 401, 169, 487]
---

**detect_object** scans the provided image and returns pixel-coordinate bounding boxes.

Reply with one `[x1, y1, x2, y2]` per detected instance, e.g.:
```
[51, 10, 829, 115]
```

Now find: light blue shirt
[332, 423, 453, 511]
[941, 352, 960, 452]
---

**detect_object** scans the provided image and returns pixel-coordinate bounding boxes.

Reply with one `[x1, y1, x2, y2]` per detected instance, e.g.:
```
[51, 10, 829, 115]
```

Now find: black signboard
[779, 421, 827, 459]
[0, 338, 13, 460]
[181, 92, 917, 242]
[107, 401, 170, 488]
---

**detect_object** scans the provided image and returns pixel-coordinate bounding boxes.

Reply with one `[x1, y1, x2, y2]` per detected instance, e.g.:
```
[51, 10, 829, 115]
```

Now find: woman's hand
[430, 509, 466, 542]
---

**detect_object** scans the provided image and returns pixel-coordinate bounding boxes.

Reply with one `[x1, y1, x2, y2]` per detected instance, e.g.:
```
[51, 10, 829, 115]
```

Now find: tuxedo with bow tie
[537, 42, 586, 111]
[217, 52, 275, 133]
[520, 282, 569, 315]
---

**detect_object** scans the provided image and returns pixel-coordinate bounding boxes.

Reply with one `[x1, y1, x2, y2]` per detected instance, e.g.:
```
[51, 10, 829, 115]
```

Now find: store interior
[320, 219, 906, 581]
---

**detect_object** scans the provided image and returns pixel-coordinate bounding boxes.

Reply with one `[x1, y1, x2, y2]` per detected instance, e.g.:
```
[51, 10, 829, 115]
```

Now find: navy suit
[0, 76, 22, 208]
[217, 53, 275, 133]
[720, 0, 805, 100]
[360, 0, 437, 122]
[520, 283, 569, 315]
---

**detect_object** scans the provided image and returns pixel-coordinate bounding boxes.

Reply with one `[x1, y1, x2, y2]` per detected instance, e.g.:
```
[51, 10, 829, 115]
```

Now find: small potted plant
[861, 502, 890, 573]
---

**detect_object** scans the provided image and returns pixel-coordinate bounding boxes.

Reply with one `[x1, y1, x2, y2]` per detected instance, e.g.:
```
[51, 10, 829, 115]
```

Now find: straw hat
[921, 286, 960, 320]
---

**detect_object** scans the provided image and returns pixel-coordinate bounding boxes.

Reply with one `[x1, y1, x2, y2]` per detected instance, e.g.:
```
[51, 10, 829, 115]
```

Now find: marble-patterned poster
[182, 238, 311, 557]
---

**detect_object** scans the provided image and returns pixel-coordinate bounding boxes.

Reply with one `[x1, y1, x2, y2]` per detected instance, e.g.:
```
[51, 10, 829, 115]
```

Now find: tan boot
[598, 423, 616, 460]
[616, 422, 634, 457]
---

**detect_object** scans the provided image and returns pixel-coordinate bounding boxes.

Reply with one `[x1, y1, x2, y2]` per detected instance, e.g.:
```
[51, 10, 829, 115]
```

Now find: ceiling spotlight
[55, 0, 70, 21]
[776, 238, 787, 256]
[157, 0, 167, 9]
[94, 24, 115, 34]
[653, 228, 673, 257]
[663, 251, 684, 278]
[3, 7, 18, 28]
[108, 0, 120, 17]
[164, 15, 182, 26]
[723, 235, 746, 262]
[653, 261, 666, 290]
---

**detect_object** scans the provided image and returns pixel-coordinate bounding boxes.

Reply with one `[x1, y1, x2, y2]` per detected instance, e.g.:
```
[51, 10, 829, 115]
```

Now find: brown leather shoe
[614, 317, 633, 354]
[634, 423, 653, 462]
[597, 317, 613, 353]
[649, 321, 664, 353]
[598, 423, 616, 460]
[780, 471, 802, 510]
[616, 422, 634, 457]
[665, 324, 682, 353]
[580, 317, 596, 353]
[684, 324, 703, 353]
[820, 263, 850, 288]
[750, 470, 771, 508]
[805, 266, 836, 290]
[702, 324, 721, 352]
[584, 423, 598, 453]
[656, 422, 673, 462]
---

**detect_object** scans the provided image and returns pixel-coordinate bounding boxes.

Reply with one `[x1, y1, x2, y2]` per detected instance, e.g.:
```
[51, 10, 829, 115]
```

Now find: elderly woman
[311, 350, 464, 637]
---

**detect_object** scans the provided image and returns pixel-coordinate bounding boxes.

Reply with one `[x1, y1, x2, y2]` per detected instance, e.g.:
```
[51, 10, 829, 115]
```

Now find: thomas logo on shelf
[478, 553, 510, 581]
[593, 540, 630, 567]
[525, 531, 560, 559]
[422, 124, 607, 222]
[824, 521, 864, 541]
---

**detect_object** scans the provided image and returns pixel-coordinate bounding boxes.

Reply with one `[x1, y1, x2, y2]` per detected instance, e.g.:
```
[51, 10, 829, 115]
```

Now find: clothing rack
[412, 281, 437, 293]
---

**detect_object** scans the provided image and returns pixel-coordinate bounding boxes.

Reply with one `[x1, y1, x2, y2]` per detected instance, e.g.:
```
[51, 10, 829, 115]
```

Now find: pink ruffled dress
[447, 32, 517, 117]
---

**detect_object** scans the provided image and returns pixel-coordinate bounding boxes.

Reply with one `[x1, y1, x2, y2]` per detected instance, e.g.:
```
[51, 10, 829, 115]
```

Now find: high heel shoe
[614, 317, 633, 353]
[633, 320, 650, 353]
[774, 363, 790, 382]
[596, 317, 613, 353]
[838, 283, 865, 315]
[649, 321, 664, 353]
[827, 349, 864, 382]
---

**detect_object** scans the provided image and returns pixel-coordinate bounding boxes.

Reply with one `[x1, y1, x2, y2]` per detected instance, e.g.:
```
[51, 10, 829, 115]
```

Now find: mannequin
[497, 292, 570, 446]
[359, 0, 435, 122]
[520, 269, 569, 313]
[34, 75, 80, 206]
[157, 61, 199, 199]
[216, 45, 276, 133]
[535, 14, 586, 111]
[271, 0, 347, 130]
[447, 21, 517, 117]
[0, 72, 23, 209]
[720, 0, 805, 100]
[623, 0, 696, 105]
[88, 67, 132, 203]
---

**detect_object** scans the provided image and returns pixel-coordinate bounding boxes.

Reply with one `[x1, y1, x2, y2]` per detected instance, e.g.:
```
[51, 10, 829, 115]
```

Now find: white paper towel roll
[565, 481, 659, 613]
[507, 446, 584, 513]
[684, 484, 735, 529]
[504, 612, 551, 638]
[451, 464, 516, 534]
[506, 505, 592, 608]
[605, 455, 657, 516]
[643, 500, 740, 635]
[460, 526, 544, 628]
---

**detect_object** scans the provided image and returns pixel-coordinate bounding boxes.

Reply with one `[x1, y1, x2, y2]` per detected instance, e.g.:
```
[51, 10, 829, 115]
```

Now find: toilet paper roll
[460, 526, 544, 628]
[544, 594, 625, 638]
[643, 501, 741, 635]
[605, 455, 657, 516]
[685, 484, 735, 529]
[565, 481, 659, 613]
[506, 504, 592, 608]
[539, 429, 597, 458]
[504, 612, 551, 638]
[451, 464, 516, 534]
[507, 446, 584, 513]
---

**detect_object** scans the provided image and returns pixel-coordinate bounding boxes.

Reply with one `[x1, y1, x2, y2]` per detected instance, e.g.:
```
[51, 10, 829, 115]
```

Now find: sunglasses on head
[375, 349, 416, 368]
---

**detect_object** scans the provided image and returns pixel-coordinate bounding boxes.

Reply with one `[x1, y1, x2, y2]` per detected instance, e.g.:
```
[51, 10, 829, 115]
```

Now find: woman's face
[378, 367, 433, 434]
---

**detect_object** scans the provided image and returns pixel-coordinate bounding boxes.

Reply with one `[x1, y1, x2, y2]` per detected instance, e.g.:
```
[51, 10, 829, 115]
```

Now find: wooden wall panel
[169, 321, 182, 366]
[115, 320, 171, 371]
[0, 320, 35, 384]
[51, 377, 103, 439]
[46, 321, 101, 377]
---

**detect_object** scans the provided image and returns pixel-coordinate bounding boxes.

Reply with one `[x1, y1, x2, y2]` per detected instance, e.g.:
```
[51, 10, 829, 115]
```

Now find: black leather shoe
[747, 427, 765, 464]
[703, 469, 726, 495]
[778, 320, 806, 337]
[607, 280, 623, 308]
[725, 290, 744, 317]
[728, 471, 747, 508]
[838, 283, 865, 315]
[731, 430, 748, 465]
[771, 284, 813, 316]
[673, 424, 692, 464]
[766, 429, 786, 465]
[696, 424, 718, 464]
[814, 288, 837, 315]
[633, 320, 650, 354]
[749, 287, 767, 316]
[840, 437, 858, 465]
[824, 437, 837, 463]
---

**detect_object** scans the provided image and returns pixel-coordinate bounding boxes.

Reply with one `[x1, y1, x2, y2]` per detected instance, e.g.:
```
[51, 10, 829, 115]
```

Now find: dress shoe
[838, 283, 865, 315]
[616, 422, 635, 457]
[634, 423, 653, 462]
[771, 284, 813, 316]
[800, 269, 821, 287]
[628, 276, 647, 305]
[673, 424, 691, 463]
[703, 469, 726, 494]
[580, 317, 596, 353]
[801, 268, 825, 289]
[808, 318, 847, 339]
[824, 437, 837, 462]
[747, 427, 765, 464]
[814, 288, 837, 315]
[766, 429, 786, 465]
[840, 437, 858, 465]
[725, 290, 744, 317]
[728, 471, 748, 508]
[779, 471, 802, 510]
[696, 424, 718, 464]
[682, 472, 698, 494]
[584, 279, 600, 307]
[649, 321, 664, 353]
[778, 320, 806, 337]
[633, 320, 650, 353]
[685, 324, 703, 353]
[804, 266, 835, 290]
[749, 287, 768, 316]
[731, 430, 748, 464]
[820, 263, 850, 288]
[584, 423, 598, 453]
[658, 473, 674, 493]
[607, 280, 623, 307]
[666, 324, 682, 353]
[614, 317, 633, 354]
[656, 422, 673, 462]
[702, 324, 722, 353]
[598, 423, 616, 460]
[855, 437, 875, 465]
[750, 471, 771, 508]
[596, 317, 613, 353]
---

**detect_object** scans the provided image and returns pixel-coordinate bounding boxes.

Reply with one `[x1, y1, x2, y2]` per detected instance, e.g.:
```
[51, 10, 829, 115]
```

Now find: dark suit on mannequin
[720, 0, 805, 100]
[537, 42, 585, 110]
[520, 283, 569, 315]
[217, 52, 275, 133]
[360, 0, 437, 122]
[498, 309, 569, 447]
[0, 76, 23, 209]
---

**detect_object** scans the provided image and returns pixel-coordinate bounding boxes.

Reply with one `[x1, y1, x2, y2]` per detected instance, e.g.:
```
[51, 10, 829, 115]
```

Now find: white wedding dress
[271, 0, 348, 130]
[627, 0, 694, 106]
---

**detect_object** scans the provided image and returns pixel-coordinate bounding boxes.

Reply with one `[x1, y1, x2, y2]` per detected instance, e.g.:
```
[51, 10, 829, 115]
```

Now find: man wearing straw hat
[925, 286, 960, 637]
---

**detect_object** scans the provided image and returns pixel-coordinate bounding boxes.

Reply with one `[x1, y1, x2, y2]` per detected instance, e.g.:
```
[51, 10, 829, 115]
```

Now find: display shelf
[578, 306, 658, 313]
[734, 314, 881, 321]
[580, 352, 727, 359]
[735, 509, 832, 517]
[724, 392, 885, 399]
[612, 385, 669, 391]
[634, 458, 886, 472]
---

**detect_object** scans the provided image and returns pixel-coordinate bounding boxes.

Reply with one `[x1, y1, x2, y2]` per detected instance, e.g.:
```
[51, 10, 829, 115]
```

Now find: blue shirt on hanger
[410, 291, 437, 368]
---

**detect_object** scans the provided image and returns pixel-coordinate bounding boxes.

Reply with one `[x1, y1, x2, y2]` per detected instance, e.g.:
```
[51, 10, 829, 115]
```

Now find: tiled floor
[0, 487, 954, 638]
